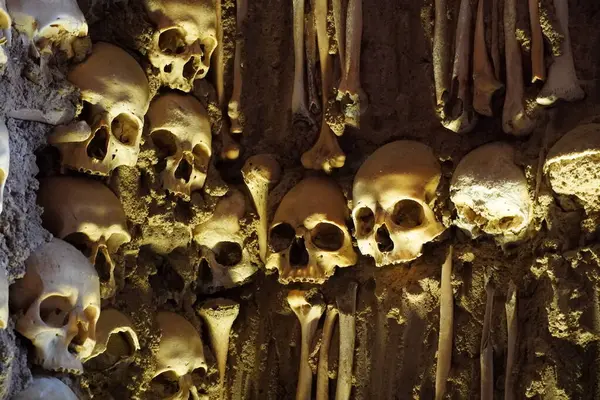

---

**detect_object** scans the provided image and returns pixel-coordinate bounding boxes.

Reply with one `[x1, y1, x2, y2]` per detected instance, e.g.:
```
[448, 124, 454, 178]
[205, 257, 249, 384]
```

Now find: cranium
[37, 176, 131, 299]
[143, 0, 217, 91]
[10, 238, 101, 373]
[193, 189, 256, 293]
[147, 92, 212, 200]
[49, 42, 150, 176]
[150, 311, 207, 400]
[12, 377, 78, 400]
[451, 142, 532, 244]
[0, 118, 8, 215]
[352, 141, 445, 266]
[267, 176, 357, 284]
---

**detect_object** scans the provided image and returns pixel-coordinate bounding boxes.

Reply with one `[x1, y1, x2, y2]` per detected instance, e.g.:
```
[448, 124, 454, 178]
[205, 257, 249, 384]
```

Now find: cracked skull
[10, 238, 100, 373]
[49, 42, 150, 176]
[143, 0, 217, 91]
[267, 177, 357, 284]
[352, 141, 445, 266]
[147, 92, 212, 200]
[37, 176, 131, 300]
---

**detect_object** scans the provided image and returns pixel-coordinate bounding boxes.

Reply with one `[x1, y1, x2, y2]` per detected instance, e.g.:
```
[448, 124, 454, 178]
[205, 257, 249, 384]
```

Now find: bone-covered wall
[1, 0, 600, 399]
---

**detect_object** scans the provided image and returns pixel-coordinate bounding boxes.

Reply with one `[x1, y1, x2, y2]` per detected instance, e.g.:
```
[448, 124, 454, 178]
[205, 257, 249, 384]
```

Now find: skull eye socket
[40, 295, 72, 327]
[355, 207, 375, 235]
[391, 200, 425, 229]
[63, 232, 92, 258]
[111, 114, 139, 145]
[151, 130, 178, 160]
[310, 223, 344, 251]
[158, 28, 187, 55]
[151, 371, 180, 397]
[269, 223, 295, 253]
[213, 241, 242, 266]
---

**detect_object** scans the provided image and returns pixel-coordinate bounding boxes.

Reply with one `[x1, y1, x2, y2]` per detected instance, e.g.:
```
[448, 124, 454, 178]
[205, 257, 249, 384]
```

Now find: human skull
[37, 176, 131, 299]
[150, 311, 206, 400]
[147, 92, 212, 200]
[0, 118, 8, 215]
[12, 377, 78, 400]
[10, 238, 101, 373]
[352, 141, 445, 266]
[267, 177, 357, 284]
[143, 0, 217, 91]
[193, 189, 256, 293]
[451, 142, 532, 244]
[49, 42, 150, 176]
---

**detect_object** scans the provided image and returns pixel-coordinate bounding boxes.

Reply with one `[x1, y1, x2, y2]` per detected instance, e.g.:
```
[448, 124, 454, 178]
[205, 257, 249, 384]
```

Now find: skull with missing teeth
[49, 42, 150, 176]
[267, 177, 357, 284]
[352, 141, 445, 266]
[143, 0, 217, 91]
[147, 92, 212, 200]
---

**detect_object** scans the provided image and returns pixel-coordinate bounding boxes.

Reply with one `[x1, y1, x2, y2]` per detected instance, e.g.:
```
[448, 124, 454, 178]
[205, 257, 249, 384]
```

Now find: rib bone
[529, 0, 545, 82]
[505, 281, 517, 400]
[433, 0, 451, 113]
[228, 0, 248, 134]
[435, 246, 453, 400]
[292, 0, 311, 124]
[316, 305, 339, 400]
[480, 279, 494, 400]
[335, 282, 358, 400]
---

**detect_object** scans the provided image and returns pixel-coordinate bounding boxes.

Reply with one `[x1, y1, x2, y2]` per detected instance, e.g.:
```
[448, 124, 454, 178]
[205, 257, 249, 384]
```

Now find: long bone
[335, 282, 358, 400]
[228, 0, 248, 134]
[505, 281, 517, 400]
[0, 265, 6, 329]
[292, 0, 311, 123]
[529, 0, 545, 82]
[288, 290, 325, 400]
[306, 1, 320, 115]
[316, 305, 339, 400]
[435, 246, 453, 400]
[480, 278, 494, 400]
[491, 0, 500, 79]
[536, 0, 584, 105]
[332, 0, 345, 76]
[433, 0, 451, 115]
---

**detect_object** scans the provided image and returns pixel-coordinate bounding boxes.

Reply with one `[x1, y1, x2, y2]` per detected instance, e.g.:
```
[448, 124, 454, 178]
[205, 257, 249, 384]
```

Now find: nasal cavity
[87, 127, 109, 161]
[175, 157, 192, 182]
[94, 249, 111, 283]
[289, 237, 309, 268]
[376, 225, 394, 253]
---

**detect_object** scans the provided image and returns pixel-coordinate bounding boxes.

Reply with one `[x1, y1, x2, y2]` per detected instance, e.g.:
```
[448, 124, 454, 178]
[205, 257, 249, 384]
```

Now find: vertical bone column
[335, 282, 358, 400]
[435, 246, 453, 400]
[228, 0, 248, 134]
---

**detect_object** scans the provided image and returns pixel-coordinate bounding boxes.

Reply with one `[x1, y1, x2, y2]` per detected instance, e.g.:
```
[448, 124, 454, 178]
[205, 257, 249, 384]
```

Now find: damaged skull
[147, 92, 212, 200]
[352, 141, 445, 266]
[143, 0, 218, 91]
[37, 176, 131, 300]
[451, 142, 532, 244]
[267, 177, 357, 284]
[49, 42, 150, 176]
[10, 238, 101, 373]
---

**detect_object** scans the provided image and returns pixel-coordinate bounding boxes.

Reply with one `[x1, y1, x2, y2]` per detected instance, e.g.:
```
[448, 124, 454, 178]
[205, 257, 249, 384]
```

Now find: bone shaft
[228, 0, 248, 134]
[491, 0, 501, 79]
[343, 0, 361, 91]
[529, 0, 545, 82]
[435, 246, 453, 400]
[433, 0, 451, 106]
[453, 0, 473, 102]
[215, 0, 225, 107]
[504, 0, 524, 99]
[317, 307, 339, 400]
[504, 282, 517, 400]
[292, 0, 307, 113]
[297, 320, 319, 400]
[315, 0, 332, 106]
[306, 1, 320, 114]
[480, 285, 495, 400]
[335, 282, 357, 400]
[333, 0, 345, 68]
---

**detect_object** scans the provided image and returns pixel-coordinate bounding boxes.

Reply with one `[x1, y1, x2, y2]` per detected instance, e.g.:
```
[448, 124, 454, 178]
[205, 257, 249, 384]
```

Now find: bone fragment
[335, 282, 358, 400]
[306, 1, 320, 115]
[502, 0, 535, 136]
[435, 246, 453, 400]
[292, 0, 311, 123]
[317, 305, 339, 400]
[0, 266, 7, 329]
[505, 281, 517, 400]
[433, 0, 451, 112]
[288, 290, 325, 400]
[536, 0, 584, 105]
[214, 0, 225, 108]
[220, 122, 241, 160]
[480, 278, 495, 400]
[491, 0, 501, 79]
[241, 154, 281, 263]
[529, 0, 545, 82]
[199, 298, 240, 399]
[473, 0, 503, 116]
[228, 0, 248, 135]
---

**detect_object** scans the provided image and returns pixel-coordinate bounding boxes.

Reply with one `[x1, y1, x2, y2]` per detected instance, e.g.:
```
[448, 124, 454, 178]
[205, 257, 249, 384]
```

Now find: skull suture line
[143, 0, 218, 91]
[37, 176, 131, 300]
[49, 42, 150, 176]
[352, 141, 445, 266]
[10, 238, 101, 373]
[147, 92, 212, 200]
[267, 177, 357, 284]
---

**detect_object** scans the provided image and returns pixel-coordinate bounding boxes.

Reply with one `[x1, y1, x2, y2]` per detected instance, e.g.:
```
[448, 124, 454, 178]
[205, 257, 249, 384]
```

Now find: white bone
[316, 305, 339, 400]
[435, 246, 453, 400]
[536, 0, 584, 105]
[505, 281, 517, 400]
[12, 377, 78, 400]
[335, 282, 357, 400]
[0, 118, 8, 216]
[528, 0, 545, 82]
[228, 0, 248, 135]
[0, 265, 7, 329]
[480, 279, 494, 400]
[433, 0, 451, 113]
[214, 0, 224, 106]
[287, 290, 325, 400]
[292, 0, 310, 123]
[241, 154, 281, 263]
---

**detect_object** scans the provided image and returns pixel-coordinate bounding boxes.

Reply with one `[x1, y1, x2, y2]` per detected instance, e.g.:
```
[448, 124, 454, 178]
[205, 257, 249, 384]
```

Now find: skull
[147, 92, 212, 200]
[143, 0, 217, 91]
[451, 142, 532, 244]
[0, 118, 8, 215]
[267, 177, 357, 284]
[49, 42, 150, 176]
[352, 141, 445, 266]
[150, 311, 207, 400]
[193, 189, 256, 293]
[37, 176, 131, 299]
[12, 377, 78, 400]
[10, 238, 101, 373]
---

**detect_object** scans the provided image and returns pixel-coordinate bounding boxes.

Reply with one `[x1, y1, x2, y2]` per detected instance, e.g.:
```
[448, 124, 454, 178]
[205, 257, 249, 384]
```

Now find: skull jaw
[266, 252, 345, 285]
[28, 329, 86, 373]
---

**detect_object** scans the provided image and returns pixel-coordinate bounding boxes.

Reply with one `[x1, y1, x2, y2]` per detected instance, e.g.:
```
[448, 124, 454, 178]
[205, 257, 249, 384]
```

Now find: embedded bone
[306, 1, 320, 115]
[332, 0, 345, 74]
[435, 246, 453, 400]
[505, 281, 517, 400]
[450, 142, 532, 245]
[228, 0, 248, 134]
[292, 0, 311, 124]
[37, 176, 131, 299]
[0, 118, 8, 215]
[143, 0, 217, 92]
[335, 282, 358, 400]
[529, 0, 545, 82]
[214, 0, 224, 105]
[352, 141, 445, 266]
[12, 377, 78, 400]
[443, 0, 477, 133]
[10, 238, 101, 373]
[287, 290, 325, 400]
[147, 92, 212, 200]
[502, 0, 535, 136]
[473, 0, 503, 117]
[433, 0, 451, 113]
[491, 0, 500, 80]
[267, 177, 357, 284]
[198, 298, 240, 399]
[7, 0, 87, 58]
[536, 0, 584, 105]
[241, 154, 281, 263]
[0, 265, 7, 329]
[480, 279, 494, 400]
[49, 42, 150, 176]
[316, 305, 339, 400]
[301, 0, 346, 173]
